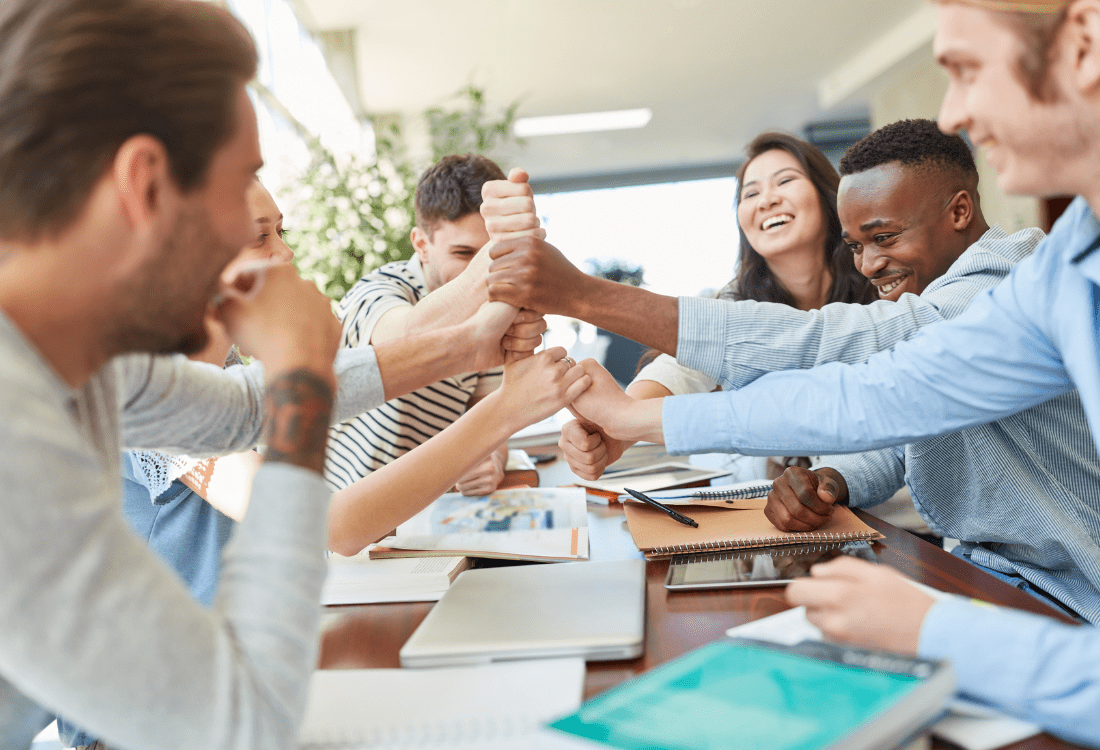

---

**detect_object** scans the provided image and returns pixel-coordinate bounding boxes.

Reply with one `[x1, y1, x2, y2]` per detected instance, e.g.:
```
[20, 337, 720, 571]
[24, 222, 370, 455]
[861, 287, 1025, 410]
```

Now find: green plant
[425, 85, 521, 162]
[288, 87, 522, 302]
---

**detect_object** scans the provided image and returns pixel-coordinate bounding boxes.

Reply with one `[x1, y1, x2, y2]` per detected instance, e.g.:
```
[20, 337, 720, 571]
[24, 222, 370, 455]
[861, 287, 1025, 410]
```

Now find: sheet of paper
[298, 658, 586, 749]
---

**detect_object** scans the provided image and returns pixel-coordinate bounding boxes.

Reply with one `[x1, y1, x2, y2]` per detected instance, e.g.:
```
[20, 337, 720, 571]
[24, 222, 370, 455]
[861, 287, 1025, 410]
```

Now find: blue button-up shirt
[663, 196, 1100, 745]
[673, 227, 1100, 624]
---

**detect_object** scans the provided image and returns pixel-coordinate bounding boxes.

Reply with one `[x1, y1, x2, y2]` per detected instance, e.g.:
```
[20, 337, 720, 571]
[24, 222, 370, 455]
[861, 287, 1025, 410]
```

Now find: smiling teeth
[763, 214, 793, 230]
[879, 277, 905, 295]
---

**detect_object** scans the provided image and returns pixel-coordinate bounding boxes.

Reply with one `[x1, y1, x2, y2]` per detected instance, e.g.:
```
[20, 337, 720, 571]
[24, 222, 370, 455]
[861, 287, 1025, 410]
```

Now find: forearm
[675, 294, 946, 390]
[633, 353, 717, 395]
[567, 278, 679, 355]
[398, 248, 491, 338]
[327, 390, 519, 555]
[600, 397, 666, 446]
[662, 283, 1075, 457]
[373, 326, 476, 402]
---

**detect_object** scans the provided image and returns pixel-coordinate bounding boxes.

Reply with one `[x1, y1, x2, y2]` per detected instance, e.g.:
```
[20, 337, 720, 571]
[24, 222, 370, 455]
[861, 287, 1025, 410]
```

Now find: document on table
[724, 586, 1042, 750]
[298, 658, 585, 749]
[369, 488, 589, 562]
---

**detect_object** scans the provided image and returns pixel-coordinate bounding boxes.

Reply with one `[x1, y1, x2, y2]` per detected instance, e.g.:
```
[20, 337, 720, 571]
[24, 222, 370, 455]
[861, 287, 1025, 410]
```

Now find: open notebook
[369, 488, 589, 563]
[624, 500, 883, 559]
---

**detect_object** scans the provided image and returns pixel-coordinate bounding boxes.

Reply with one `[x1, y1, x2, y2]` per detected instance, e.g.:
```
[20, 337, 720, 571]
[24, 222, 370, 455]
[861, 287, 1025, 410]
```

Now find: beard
[114, 202, 241, 356]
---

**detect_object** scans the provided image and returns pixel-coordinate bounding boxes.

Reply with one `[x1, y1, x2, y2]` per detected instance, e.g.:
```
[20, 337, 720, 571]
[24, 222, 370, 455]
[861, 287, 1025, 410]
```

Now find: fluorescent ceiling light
[513, 108, 652, 137]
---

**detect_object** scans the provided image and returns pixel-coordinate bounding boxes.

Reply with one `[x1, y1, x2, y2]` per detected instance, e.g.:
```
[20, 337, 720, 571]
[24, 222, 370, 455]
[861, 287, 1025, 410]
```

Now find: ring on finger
[563, 356, 575, 368]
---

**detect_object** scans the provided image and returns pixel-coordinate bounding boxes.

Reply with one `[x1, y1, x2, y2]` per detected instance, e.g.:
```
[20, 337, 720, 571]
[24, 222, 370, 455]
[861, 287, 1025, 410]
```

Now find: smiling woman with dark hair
[727, 132, 878, 309]
[575, 132, 877, 481]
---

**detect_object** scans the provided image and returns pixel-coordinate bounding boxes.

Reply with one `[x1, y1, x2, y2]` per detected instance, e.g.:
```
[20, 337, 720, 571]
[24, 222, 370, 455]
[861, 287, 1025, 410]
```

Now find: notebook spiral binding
[300, 714, 536, 748]
[690, 481, 773, 500]
[675, 542, 863, 564]
[650, 531, 876, 556]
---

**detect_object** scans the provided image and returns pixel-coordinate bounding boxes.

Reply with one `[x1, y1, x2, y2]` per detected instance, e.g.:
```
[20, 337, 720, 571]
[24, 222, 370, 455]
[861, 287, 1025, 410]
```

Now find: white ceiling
[293, 0, 931, 183]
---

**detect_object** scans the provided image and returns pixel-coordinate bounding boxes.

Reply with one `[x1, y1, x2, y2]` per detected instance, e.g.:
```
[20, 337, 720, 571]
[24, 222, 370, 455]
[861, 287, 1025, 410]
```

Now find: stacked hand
[464, 301, 548, 370]
[559, 417, 628, 481]
[481, 168, 546, 243]
[480, 167, 586, 315]
[496, 348, 592, 433]
[565, 359, 639, 440]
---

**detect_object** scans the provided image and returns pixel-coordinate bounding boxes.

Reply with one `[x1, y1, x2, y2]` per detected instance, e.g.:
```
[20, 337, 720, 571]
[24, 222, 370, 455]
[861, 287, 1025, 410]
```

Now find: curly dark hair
[414, 153, 506, 237]
[839, 119, 977, 186]
[723, 132, 877, 307]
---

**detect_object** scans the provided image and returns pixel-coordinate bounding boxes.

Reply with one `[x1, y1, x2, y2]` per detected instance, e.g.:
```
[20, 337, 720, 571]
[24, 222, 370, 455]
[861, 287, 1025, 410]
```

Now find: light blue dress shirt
[664, 197, 1100, 744]
[674, 227, 1100, 623]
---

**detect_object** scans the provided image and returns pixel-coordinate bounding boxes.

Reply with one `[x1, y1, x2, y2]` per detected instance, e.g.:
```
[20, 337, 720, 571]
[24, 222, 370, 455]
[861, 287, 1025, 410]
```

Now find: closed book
[624, 501, 883, 559]
[542, 639, 954, 750]
[320, 552, 470, 606]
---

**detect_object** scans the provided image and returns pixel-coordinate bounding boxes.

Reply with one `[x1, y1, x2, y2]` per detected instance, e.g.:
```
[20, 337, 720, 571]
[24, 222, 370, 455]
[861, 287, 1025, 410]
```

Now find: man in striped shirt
[326, 155, 533, 493]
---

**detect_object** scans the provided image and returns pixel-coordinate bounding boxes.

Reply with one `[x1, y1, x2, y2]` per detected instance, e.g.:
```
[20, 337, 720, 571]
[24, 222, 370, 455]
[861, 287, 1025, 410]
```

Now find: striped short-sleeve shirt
[324, 257, 502, 490]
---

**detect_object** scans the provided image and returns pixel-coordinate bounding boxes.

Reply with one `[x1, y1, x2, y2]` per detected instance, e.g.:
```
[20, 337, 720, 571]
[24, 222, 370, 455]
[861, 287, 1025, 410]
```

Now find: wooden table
[318, 470, 1085, 750]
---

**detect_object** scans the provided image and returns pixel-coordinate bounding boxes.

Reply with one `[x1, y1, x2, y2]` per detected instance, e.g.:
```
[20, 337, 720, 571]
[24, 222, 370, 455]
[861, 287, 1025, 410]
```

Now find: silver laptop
[399, 559, 646, 668]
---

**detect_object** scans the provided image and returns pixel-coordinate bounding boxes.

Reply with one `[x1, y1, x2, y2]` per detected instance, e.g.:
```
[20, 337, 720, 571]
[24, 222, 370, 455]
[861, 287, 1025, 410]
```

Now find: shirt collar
[404, 253, 429, 292]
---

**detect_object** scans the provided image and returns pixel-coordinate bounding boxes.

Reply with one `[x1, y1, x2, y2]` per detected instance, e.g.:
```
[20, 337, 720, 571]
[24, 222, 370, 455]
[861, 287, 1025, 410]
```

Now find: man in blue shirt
[565, 0, 1100, 745]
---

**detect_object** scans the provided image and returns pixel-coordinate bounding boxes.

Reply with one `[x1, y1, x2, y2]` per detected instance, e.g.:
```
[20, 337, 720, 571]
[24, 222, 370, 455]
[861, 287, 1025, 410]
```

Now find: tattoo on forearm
[262, 369, 334, 473]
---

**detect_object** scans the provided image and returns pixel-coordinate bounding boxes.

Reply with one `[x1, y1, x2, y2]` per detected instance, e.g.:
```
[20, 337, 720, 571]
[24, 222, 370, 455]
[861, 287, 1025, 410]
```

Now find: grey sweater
[0, 311, 384, 750]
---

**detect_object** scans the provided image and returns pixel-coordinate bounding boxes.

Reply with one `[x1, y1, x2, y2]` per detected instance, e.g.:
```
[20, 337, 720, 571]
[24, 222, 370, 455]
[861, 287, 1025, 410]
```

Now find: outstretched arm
[675, 236, 1032, 390]
[370, 169, 546, 344]
[372, 302, 546, 401]
[486, 236, 680, 354]
[327, 348, 592, 555]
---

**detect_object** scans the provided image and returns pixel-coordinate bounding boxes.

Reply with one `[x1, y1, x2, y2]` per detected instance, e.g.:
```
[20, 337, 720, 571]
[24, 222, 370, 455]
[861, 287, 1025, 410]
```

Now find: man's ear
[112, 134, 173, 229]
[947, 189, 975, 232]
[411, 225, 432, 264]
[1063, 0, 1100, 95]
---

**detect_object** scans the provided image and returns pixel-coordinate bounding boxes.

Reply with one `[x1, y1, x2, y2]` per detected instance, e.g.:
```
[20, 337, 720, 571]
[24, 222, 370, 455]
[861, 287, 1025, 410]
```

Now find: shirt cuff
[662, 390, 736, 455]
[676, 296, 729, 382]
[333, 346, 385, 422]
[918, 597, 1041, 708]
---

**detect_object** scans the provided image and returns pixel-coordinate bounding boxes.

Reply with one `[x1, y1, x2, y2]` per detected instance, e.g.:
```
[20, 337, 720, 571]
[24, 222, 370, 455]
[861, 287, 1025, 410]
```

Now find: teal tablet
[545, 639, 953, 750]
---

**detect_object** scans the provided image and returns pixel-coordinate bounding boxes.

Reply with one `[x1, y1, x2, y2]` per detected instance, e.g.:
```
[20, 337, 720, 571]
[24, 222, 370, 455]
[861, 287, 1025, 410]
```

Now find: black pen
[624, 487, 699, 528]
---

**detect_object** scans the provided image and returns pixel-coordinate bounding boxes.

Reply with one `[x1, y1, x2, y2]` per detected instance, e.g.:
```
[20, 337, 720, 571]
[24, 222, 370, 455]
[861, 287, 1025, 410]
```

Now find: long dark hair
[723, 132, 877, 306]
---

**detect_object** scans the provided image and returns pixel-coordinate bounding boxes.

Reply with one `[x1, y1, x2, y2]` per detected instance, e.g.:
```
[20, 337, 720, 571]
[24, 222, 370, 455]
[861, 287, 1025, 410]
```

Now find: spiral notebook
[623, 502, 884, 559]
[618, 479, 775, 508]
